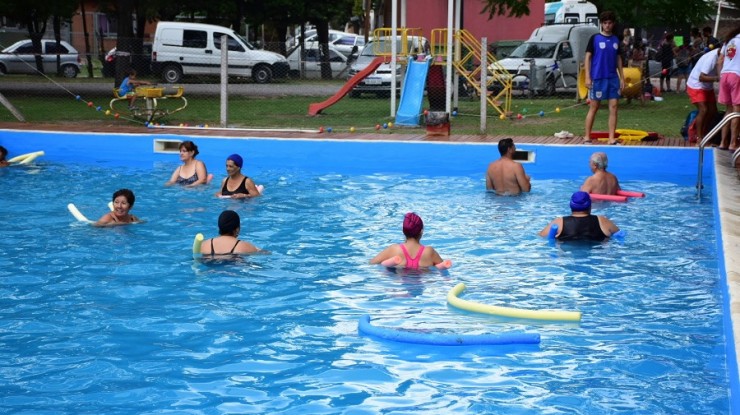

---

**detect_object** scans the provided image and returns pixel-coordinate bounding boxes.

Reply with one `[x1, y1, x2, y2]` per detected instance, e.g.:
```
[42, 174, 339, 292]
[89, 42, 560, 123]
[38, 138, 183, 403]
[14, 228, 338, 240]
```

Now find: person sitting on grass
[118, 69, 150, 110]
[95, 188, 142, 226]
[369, 212, 451, 270]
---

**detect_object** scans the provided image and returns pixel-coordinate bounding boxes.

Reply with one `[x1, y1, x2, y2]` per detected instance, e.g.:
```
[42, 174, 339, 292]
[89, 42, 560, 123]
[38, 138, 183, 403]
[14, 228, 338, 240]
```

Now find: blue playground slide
[395, 58, 432, 126]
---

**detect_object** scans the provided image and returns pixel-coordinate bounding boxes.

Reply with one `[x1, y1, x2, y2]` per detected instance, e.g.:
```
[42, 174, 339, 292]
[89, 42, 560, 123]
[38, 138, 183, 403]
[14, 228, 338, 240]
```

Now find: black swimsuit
[557, 215, 607, 242]
[221, 176, 250, 196]
[210, 239, 241, 256]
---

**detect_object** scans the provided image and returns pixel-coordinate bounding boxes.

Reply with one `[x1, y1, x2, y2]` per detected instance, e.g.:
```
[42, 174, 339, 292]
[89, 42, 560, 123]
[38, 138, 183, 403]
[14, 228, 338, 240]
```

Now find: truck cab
[489, 24, 598, 95]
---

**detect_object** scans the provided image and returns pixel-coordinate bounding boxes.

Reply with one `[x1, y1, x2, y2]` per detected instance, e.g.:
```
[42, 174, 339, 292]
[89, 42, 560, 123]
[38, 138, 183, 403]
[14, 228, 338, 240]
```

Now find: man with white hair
[580, 152, 621, 195]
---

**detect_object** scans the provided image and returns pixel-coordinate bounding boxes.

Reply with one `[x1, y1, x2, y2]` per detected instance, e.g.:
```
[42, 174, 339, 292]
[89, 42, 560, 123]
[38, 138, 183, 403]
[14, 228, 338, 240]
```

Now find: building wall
[404, 0, 544, 42]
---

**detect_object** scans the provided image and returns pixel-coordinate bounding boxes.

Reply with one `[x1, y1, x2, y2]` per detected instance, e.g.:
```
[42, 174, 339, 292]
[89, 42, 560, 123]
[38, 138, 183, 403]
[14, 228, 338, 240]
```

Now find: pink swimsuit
[400, 244, 425, 269]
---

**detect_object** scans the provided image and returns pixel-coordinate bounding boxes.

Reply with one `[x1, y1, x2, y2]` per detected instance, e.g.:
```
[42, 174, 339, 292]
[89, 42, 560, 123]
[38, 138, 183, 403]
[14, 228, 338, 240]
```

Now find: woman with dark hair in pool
[369, 212, 451, 270]
[214, 153, 262, 199]
[165, 141, 211, 187]
[95, 188, 141, 226]
[0, 146, 9, 167]
[200, 210, 261, 255]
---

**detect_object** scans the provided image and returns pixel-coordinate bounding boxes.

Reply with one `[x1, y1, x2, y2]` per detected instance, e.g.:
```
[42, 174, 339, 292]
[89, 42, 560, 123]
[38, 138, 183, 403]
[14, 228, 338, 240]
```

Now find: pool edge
[714, 148, 740, 413]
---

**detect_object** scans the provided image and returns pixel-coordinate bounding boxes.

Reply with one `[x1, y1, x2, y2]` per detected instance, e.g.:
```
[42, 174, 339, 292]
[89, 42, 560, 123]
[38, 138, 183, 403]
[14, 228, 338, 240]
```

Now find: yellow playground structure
[110, 86, 188, 123]
[367, 27, 513, 117]
[430, 28, 513, 117]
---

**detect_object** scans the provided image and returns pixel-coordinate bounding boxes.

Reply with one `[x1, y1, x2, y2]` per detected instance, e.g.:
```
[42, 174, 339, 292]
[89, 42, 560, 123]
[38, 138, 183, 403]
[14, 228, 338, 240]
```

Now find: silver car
[286, 44, 350, 79]
[348, 36, 429, 97]
[0, 39, 80, 78]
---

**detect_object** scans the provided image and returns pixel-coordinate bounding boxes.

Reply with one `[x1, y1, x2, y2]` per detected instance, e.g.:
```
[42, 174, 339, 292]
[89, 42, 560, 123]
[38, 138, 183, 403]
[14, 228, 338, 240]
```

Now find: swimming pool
[0, 130, 734, 413]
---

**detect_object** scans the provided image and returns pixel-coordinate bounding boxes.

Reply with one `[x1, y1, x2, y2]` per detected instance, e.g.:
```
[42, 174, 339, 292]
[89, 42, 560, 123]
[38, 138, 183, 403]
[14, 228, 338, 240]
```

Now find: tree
[481, 0, 532, 19]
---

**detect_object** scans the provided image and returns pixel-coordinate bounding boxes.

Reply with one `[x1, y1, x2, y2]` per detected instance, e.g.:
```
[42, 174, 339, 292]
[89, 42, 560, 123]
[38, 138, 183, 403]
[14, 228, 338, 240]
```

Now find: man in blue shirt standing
[583, 11, 624, 145]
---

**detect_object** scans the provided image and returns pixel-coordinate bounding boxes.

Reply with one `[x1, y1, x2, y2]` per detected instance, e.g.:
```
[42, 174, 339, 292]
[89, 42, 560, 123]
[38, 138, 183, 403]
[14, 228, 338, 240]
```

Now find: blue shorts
[589, 77, 621, 101]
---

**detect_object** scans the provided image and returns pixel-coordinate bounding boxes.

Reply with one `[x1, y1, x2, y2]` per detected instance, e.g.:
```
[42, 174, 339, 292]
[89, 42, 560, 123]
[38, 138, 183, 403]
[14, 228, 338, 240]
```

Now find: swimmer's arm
[515, 164, 531, 192]
[369, 245, 398, 265]
[580, 177, 594, 193]
[539, 217, 563, 237]
[94, 212, 115, 227]
[428, 247, 445, 266]
[200, 238, 212, 255]
[485, 169, 494, 191]
[599, 216, 620, 237]
[214, 178, 229, 198]
[235, 241, 261, 254]
[244, 178, 262, 198]
[164, 166, 181, 186]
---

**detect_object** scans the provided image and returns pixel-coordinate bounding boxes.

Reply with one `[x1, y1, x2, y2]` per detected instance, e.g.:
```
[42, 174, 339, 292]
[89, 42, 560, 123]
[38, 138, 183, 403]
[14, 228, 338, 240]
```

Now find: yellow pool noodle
[447, 282, 582, 322]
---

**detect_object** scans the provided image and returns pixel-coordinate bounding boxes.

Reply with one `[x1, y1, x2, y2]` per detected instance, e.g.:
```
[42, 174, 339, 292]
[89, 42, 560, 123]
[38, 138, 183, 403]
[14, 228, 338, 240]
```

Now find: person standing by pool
[95, 188, 141, 226]
[686, 48, 721, 144]
[370, 212, 450, 270]
[485, 138, 531, 195]
[165, 141, 210, 187]
[200, 210, 261, 255]
[580, 152, 621, 195]
[0, 146, 9, 167]
[583, 11, 624, 145]
[539, 191, 620, 241]
[215, 154, 262, 199]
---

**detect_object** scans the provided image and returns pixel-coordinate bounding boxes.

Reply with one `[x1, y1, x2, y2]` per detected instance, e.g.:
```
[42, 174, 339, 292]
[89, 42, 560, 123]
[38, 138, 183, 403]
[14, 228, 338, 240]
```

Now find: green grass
[0, 84, 692, 138]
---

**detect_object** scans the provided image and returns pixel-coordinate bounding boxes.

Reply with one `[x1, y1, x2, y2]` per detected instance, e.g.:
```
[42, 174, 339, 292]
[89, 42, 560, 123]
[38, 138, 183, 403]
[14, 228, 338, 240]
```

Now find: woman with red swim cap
[369, 212, 451, 270]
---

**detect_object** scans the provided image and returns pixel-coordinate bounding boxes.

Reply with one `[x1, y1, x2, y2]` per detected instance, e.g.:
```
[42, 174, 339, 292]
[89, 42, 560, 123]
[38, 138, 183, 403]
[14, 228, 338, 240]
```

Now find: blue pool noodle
[358, 315, 540, 346]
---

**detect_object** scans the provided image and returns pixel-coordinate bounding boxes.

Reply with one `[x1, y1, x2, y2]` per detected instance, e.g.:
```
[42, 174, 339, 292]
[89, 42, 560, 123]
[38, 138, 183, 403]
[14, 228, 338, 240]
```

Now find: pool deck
[1, 121, 739, 378]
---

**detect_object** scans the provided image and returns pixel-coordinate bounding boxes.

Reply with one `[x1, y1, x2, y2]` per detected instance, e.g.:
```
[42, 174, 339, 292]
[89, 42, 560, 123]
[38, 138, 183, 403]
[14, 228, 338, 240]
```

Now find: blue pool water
[0, 131, 732, 413]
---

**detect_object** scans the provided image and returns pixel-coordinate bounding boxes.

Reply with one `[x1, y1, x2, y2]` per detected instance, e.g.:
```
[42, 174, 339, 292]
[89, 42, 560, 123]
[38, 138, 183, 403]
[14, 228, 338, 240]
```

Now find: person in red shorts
[686, 48, 720, 144]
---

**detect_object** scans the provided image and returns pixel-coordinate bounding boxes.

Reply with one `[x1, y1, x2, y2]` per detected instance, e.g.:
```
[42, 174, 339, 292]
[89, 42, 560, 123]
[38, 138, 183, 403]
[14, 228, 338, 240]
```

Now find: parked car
[102, 43, 152, 77]
[151, 21, 289, 83]
[0, 39, 80, 78]
[300, 31, 365, 58]
[347, 35, 429, 97]
[286, 44, 351, 79]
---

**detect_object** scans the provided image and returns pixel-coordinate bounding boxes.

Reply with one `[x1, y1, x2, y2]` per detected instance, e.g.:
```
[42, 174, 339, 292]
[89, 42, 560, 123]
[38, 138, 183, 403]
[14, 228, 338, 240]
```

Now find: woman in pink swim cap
[370, 212, 451, 270]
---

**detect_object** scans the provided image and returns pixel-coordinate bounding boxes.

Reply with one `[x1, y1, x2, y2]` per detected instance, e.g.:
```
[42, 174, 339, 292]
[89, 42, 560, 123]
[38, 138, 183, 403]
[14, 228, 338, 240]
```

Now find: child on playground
[118, 69, 150, 109]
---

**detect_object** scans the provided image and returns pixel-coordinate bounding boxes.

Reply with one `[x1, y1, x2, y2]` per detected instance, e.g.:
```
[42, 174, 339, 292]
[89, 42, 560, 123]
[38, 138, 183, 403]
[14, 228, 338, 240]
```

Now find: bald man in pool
[580, 152, 621, 195]
[485, 138, 531, 195]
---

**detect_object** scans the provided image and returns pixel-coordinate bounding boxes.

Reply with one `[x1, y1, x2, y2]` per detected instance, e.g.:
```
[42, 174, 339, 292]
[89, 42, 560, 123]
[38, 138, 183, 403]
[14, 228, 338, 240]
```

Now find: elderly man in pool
[539, 191, 620, 241]
[580, 152, 621, 195]
[485, 138, 531, 195]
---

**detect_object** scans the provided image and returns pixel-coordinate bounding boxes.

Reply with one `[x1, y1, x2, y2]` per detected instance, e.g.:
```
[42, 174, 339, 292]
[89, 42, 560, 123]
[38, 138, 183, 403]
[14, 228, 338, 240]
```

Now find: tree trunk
[114, 0, 135, 88]
[316, 20, 332, 80]
[80, 0, 95, 78]
[25, 15, 47, 75]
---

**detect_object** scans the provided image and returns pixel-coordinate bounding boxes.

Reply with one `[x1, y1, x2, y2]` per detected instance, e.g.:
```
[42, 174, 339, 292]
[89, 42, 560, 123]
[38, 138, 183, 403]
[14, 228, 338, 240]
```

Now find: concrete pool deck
[1, 122, 738, 385]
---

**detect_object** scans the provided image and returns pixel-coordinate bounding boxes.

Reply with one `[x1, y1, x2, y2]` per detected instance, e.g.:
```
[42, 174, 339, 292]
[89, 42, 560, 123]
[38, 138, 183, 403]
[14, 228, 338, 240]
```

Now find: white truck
[151, 21, 289, 83]
[544, 0, 599, 25]
[489, 24, 599, 95]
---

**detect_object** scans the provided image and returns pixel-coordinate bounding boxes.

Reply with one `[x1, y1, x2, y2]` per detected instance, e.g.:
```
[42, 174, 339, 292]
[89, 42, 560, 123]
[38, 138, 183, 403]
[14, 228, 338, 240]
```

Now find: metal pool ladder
[696, 112, 740, 199]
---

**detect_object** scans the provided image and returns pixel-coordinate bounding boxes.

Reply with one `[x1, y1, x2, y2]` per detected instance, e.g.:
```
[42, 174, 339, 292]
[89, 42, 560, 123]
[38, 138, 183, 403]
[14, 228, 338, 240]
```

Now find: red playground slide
[308, 57, 386, 116]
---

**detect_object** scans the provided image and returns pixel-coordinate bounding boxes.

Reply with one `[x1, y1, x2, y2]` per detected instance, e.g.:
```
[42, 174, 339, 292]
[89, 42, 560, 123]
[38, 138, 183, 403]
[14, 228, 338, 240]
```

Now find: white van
[544, 0, 598, 25]
[490, 24, 599, 95]
[151, 21, 289, 83]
